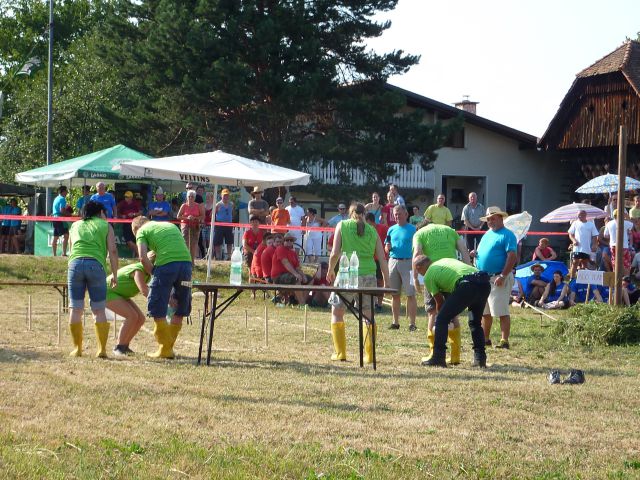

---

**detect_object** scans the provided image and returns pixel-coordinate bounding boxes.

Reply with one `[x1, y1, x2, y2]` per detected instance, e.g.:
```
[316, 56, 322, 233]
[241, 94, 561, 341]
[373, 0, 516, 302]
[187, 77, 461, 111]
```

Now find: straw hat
[480, 206, 508, 221]
[251, 186, 263, 196]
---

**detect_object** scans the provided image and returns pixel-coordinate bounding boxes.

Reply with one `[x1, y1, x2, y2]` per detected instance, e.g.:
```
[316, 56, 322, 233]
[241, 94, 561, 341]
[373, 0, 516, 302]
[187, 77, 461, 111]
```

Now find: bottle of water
[230, 246, 243, 285]
[338, 252, 349, 288]
[349, 251, 359, 288]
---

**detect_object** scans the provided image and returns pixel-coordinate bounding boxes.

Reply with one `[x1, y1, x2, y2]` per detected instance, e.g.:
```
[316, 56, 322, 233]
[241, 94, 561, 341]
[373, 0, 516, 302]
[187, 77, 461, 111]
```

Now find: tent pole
[206, 184, 219, 281]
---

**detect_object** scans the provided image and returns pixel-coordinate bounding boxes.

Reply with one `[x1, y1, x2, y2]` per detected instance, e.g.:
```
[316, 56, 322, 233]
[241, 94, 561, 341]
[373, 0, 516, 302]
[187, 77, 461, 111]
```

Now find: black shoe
[548, 370, 561, 384]
[388, 323, 400, 330]
[484, 338, 492, 346]
[408, 324, 417, 332]
[562, 369, 585, 385]
[471, 358, 487, 368]
[113, 345, 130, 357]
[495, 339, 510, 349]
[421, 357, 447, 368]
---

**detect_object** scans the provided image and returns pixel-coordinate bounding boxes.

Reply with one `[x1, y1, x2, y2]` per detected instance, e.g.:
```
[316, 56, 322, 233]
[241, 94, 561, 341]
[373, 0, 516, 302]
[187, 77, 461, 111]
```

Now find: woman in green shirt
[67, 201, 119, 358]
[106, 252, 155, 356]
[326, 203, 389, 363]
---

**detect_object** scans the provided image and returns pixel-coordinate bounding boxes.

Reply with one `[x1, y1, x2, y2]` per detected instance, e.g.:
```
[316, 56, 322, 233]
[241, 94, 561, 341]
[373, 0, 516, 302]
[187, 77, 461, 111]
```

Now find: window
[506, 184, 523, 215]
[444, 128, 465, 148]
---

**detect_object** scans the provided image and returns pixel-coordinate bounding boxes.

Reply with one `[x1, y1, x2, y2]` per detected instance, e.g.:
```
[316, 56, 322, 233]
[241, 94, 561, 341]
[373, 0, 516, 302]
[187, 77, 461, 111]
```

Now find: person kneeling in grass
[108, 251, 156, 356]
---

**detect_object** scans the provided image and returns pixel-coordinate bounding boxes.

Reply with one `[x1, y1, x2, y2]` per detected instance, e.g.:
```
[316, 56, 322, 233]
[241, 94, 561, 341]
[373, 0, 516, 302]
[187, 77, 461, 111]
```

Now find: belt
[456, 272, 490, 287]
[392, 257, 412, 260]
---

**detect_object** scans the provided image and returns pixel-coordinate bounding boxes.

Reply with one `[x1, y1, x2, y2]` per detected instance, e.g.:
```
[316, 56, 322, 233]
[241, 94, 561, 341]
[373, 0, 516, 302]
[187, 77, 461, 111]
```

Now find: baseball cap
[221, 188, 230, 195]
[338, 203, 347, 209]
[155, 187, 164, 195]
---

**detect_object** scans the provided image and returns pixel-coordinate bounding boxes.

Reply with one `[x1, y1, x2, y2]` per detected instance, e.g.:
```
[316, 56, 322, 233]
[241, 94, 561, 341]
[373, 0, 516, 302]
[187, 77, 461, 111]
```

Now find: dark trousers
[465, 232, 484, 251]
[433, 274, 491, 361]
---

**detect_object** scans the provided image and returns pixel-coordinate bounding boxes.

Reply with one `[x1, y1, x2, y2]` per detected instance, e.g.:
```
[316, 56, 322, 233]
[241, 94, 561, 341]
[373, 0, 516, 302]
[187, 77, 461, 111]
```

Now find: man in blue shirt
[75, 185, 92, 215]
[0, 198, 22, 253]
[90, 181, 116, 218]
[475, 206, 517, 349]
[52, 186, 70, 256]
[147, 187, 171, 221]
[385, 205, 417, 331]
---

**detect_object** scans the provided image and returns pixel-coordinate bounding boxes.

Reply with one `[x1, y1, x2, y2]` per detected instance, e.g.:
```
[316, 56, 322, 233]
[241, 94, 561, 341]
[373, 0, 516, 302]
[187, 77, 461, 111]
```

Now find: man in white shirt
[567, 210, 599, 279]
[286, 196, 305, 252]
[604, 211, 634, 275]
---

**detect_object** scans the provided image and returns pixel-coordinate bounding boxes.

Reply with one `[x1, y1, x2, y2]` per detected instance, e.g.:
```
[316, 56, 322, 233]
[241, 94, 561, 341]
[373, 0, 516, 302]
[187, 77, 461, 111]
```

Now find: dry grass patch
[0, 255, 640, 478]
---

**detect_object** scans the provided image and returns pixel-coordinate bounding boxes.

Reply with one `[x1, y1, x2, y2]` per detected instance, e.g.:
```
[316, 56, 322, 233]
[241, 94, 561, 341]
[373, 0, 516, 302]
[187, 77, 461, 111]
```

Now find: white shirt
[604, 219, 633, 249]
[286, 204, 305, 226]
[568, 220, 599, 253]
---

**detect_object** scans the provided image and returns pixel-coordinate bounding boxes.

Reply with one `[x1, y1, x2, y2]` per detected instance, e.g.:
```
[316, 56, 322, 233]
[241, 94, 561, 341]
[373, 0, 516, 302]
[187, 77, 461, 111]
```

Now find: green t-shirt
[136, 221, 191, 266]
[340, 219, 378, 276]
[424, 204, 453, 225]
[424, 258, 478, 295]
[413, 224, 460, 262]
[106, 262, 149, 301]
[409, 215, 424, 226]
[68, 217, 109, 272]
[630, 207, 640, 219]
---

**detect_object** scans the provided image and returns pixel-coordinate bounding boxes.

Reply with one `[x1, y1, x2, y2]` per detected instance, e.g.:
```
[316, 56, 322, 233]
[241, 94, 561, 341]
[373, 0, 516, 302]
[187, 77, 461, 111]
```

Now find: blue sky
[368, 0, 640, 137]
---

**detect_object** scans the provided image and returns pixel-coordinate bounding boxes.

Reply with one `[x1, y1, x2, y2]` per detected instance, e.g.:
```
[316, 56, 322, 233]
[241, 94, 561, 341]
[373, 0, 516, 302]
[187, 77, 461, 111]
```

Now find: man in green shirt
[413, 255, 490, 368]
[132, 216, 193, 359]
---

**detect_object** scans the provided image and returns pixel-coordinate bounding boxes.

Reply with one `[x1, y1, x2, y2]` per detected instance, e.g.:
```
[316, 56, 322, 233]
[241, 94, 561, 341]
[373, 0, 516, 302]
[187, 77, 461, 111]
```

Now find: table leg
[370, 294, 376, 371]
[358, 292, 364, 367]
[206, 289, 219, 366]
[198, 291, 210, 365]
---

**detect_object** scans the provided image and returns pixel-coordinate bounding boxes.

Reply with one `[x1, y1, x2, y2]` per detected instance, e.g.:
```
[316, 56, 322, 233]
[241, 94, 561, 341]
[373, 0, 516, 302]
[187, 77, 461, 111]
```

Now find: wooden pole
[27, 295, 32, 330]
[113, 313, 118, 339]
[57, 300, 61, 345]
[264, 304, 268, 347]
[303, 305, 308, 342]
[245, 309, 248, 329]
[614, 125, 627, 306]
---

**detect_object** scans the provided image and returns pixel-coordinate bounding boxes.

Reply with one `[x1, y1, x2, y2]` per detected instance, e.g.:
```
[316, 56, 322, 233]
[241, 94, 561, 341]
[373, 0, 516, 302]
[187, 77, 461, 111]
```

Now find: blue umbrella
[576, 173, 640, 194]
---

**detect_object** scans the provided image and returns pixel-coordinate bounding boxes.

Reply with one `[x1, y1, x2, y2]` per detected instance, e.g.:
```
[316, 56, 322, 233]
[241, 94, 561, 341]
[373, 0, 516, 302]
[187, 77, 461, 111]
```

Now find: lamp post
[45, 0, 54, 216]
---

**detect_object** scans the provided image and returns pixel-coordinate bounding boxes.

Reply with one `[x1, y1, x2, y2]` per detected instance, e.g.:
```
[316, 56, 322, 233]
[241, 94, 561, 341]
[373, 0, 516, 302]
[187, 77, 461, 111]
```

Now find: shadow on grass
[0, 346, 63, 363]
[176, 354, 515, 382]
[488, 362, 633, 378]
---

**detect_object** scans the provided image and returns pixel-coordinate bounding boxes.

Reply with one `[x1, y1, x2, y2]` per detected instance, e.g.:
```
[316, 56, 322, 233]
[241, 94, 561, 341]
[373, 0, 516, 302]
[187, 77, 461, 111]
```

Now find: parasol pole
[206, 183, 219, 281]
[614, 125, 627, 306]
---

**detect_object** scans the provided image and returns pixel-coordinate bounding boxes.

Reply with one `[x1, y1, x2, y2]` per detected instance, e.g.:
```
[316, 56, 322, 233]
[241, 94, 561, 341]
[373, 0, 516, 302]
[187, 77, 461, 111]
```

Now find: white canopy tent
[118, 150, 311, 280]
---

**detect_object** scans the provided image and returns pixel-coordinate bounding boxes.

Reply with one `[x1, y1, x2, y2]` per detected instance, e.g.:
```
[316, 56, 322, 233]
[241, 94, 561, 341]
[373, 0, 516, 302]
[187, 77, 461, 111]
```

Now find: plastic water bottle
[349, 251, 359, 289]
[230, 246, 243, 285]
[338, 252, 349, 288]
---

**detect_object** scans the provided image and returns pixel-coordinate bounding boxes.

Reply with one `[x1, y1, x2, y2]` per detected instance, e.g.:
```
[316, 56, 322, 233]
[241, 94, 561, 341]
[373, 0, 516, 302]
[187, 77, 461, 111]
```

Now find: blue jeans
[434, 272, 491, 361]
[68, 258, 107, 310]
[148, 261, 193, 318]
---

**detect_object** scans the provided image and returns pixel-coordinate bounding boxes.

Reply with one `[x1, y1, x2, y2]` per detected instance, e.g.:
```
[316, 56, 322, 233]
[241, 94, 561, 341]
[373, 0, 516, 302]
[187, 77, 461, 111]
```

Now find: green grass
[1, 254, 640, 479]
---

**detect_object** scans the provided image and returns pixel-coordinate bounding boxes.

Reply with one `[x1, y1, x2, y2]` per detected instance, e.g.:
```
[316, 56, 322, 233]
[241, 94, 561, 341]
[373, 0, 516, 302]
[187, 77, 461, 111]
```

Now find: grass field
[1, 254, 639, 479]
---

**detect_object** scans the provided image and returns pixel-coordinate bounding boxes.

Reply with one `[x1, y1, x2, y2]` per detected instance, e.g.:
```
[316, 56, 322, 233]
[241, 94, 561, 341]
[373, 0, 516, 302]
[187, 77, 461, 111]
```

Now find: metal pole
[614, 125, 627, 306]
[45, 0, 54, 216]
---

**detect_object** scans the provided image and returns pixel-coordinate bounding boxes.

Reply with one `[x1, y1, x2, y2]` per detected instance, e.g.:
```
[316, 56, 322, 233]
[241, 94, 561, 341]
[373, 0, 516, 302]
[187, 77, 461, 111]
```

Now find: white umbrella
[504, 211, 532, 243]
[540, 203, 606, 223]
[576, 173, 640, 194]
[118, 150, 311, 280]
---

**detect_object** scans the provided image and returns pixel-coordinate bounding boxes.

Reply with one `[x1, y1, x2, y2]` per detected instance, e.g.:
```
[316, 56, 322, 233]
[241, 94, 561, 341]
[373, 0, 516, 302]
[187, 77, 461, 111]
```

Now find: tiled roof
[577, 40, 640, 95]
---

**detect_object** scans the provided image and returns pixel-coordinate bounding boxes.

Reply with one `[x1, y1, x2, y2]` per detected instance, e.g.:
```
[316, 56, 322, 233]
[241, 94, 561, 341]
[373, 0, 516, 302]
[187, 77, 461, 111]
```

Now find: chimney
[454, 95, 479, 115]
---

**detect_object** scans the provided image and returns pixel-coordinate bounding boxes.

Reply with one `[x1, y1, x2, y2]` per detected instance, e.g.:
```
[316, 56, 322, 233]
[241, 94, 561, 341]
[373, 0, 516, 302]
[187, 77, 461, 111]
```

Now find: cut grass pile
[1, 254, 639, 479]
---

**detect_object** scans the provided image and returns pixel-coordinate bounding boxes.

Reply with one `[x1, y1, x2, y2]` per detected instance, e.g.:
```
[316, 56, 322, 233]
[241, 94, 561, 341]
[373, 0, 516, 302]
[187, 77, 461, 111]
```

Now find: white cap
[155, 187, 164, 195]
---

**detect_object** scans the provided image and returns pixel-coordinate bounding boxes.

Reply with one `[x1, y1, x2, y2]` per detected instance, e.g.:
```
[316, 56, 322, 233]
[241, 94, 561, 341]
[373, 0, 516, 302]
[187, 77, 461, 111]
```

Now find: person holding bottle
[326, 203, 389, 363]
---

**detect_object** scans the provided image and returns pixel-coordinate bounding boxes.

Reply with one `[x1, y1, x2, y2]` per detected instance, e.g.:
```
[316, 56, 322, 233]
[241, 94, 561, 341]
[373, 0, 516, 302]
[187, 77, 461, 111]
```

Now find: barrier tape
[0, 213, 570, 236]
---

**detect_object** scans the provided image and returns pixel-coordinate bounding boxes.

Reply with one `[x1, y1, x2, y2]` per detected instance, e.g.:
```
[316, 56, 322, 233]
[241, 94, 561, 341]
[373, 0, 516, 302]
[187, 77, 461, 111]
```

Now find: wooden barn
[540, 39, 640, 196]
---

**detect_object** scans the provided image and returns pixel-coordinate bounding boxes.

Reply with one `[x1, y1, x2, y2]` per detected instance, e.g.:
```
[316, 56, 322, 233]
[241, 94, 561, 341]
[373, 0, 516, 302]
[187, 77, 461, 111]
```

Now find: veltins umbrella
[576, 173, 640, 194]
[504, 211, 532, 243]
[540, 203, 606, 223]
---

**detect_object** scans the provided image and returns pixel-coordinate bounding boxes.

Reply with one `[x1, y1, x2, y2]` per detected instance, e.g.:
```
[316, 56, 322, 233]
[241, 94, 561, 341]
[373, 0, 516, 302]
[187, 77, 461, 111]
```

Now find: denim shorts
[148, 261, 193, 318]
[68, 258, 107, 310]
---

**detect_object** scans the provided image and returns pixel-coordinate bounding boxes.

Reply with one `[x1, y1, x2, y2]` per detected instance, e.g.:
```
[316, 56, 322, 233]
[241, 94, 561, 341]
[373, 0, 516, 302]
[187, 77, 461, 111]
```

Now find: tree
[100, 0, 456, 185]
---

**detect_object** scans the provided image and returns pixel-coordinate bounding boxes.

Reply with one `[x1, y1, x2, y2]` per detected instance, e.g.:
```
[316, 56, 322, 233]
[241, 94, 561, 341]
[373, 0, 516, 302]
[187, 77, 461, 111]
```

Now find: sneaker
[548, 370, 561, 384]
[113, 345, 129, 357]
[495, 339, 510, 349]
[484, 338, 492, 347]
[408, 324, 417, 332]
[421, 357, 447, 368]
[562, 369, 586, 385]
[388, 323, 400, 330]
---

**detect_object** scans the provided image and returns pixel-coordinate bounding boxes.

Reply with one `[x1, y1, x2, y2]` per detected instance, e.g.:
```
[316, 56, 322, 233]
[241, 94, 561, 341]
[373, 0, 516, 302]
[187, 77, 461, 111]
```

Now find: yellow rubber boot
[330, 322, 347, 361]
[363, 323, 377, 364]
[69, 322, 83, 357]
[421, 328, 435, 363]
[94, 322, 110, 358]
[148, 321, 175, 359]
[447, 327, 461, 365]
[167, 323, 183, 357]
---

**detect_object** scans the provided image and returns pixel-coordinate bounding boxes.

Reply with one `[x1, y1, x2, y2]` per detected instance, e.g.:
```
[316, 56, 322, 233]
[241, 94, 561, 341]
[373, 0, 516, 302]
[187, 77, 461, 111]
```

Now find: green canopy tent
[15, 144, 153, 187]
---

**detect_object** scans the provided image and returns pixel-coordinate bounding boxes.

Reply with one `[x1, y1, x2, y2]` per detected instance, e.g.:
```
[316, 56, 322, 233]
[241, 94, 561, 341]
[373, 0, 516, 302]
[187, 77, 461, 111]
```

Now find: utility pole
[45, 0, 54, 215]
[614, 125, 627, 306]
